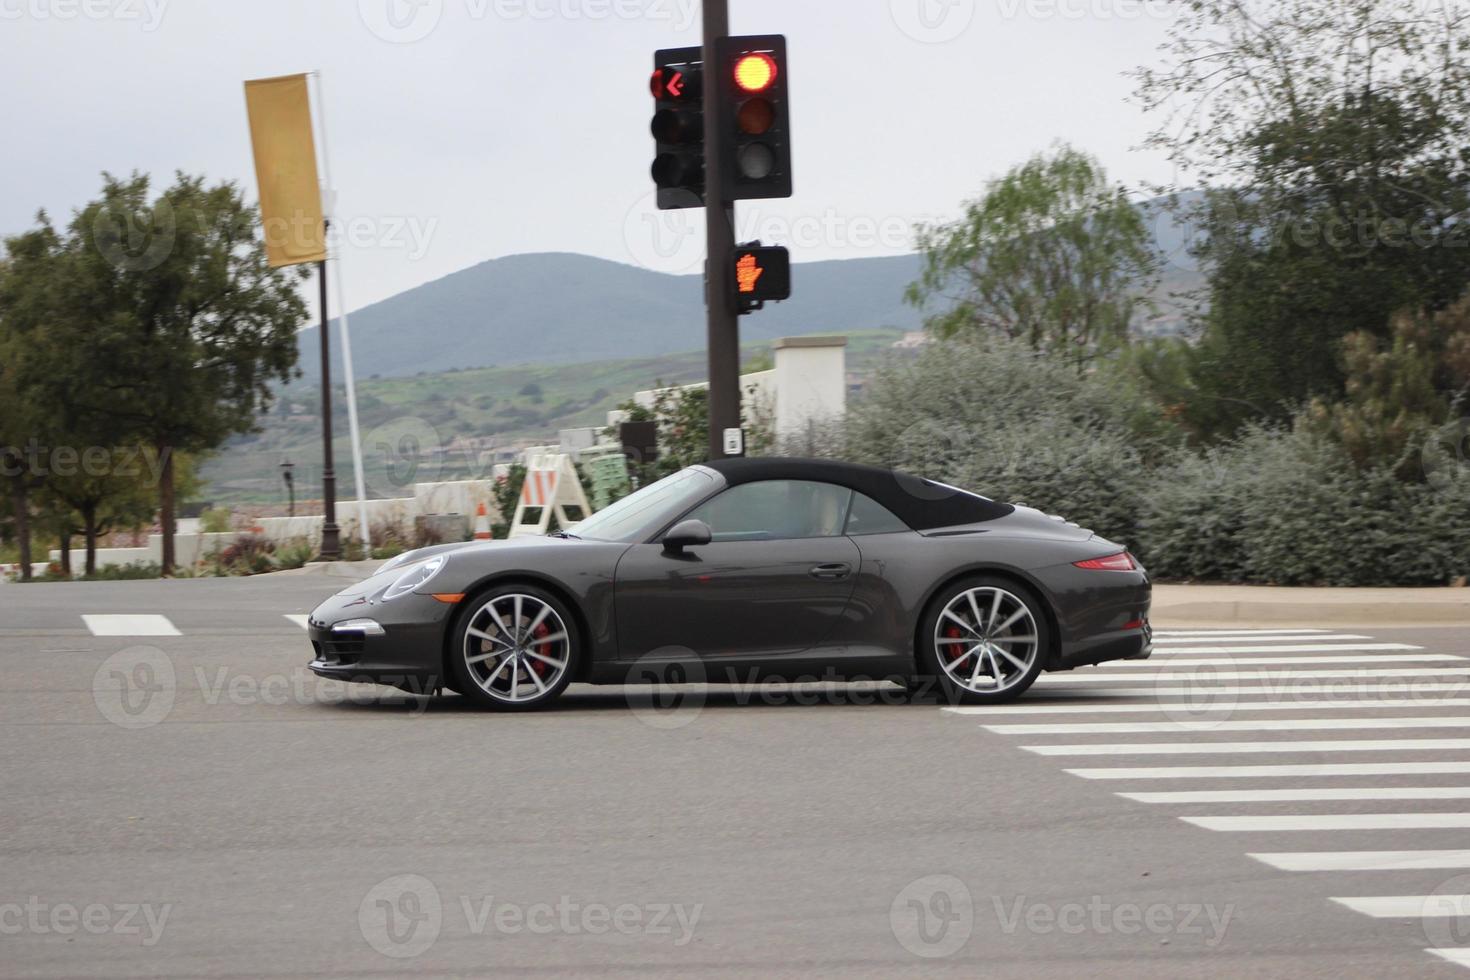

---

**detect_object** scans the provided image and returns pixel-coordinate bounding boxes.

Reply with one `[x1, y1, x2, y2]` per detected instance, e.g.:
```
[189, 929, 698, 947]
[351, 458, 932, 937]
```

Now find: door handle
[809, 563, 852, 580]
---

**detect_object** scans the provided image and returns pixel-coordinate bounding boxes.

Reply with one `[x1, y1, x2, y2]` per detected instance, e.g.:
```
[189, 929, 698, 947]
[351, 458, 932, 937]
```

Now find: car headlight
[375, 549, 420, 577]
[382, 555, 447, 600]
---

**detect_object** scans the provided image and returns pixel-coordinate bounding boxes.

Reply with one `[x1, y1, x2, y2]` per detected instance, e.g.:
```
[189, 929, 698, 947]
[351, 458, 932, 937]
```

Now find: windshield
[573, 467, 717, 542]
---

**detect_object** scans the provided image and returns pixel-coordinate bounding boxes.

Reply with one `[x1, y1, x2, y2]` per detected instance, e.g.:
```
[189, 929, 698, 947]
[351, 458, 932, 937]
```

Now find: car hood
[336, 536, 584, 598]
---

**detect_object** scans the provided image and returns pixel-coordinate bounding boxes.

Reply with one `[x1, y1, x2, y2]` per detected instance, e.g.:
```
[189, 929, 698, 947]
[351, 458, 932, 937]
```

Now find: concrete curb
[267, 560, 382, 578]
[1151, 585, 1470, 628]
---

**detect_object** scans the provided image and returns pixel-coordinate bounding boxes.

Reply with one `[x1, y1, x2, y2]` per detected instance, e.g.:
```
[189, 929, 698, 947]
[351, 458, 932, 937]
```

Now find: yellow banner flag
[244, 73, 326, 268]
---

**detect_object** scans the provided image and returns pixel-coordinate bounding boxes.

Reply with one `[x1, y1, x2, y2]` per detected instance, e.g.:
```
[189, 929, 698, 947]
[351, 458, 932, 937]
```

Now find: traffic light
[733, 244, 791, 313]
[650, 46, 704, 210]
[715, 35, 792, 202]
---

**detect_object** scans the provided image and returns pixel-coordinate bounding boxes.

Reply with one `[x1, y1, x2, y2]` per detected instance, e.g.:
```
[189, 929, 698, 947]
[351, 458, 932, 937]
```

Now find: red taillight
[1074, 552, 1137, 572]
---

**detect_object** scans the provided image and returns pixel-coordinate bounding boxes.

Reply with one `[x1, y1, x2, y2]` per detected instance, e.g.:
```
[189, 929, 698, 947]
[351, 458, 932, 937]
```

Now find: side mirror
[663, 519, 712, 554]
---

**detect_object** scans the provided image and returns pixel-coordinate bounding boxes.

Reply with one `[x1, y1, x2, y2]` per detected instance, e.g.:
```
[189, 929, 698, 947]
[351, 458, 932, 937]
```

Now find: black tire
[448, 583, 580, 711]
[917, 575, 1051, 705]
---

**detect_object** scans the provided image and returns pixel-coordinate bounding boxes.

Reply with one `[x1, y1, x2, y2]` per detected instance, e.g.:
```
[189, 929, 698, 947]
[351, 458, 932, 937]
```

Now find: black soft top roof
[700, 458, 1014, 531]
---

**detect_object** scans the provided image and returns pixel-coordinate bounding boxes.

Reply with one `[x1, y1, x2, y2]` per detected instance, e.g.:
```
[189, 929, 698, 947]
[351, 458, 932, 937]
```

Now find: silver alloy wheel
[462, 593, 571, 703]
[933, 586, 1039, 693]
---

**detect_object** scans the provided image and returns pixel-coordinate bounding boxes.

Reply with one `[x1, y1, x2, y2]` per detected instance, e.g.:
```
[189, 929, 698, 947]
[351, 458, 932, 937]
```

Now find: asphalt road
[2, 573, 1469, 978]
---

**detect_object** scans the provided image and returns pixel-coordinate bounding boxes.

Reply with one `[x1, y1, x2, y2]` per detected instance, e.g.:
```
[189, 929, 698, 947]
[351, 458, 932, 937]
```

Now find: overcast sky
[2, 0, 1181, 314]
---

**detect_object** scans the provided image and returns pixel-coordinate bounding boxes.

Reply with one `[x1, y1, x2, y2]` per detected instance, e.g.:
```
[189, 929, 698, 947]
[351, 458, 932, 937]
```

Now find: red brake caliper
[944, 624, 967, 662]
[528, 620, 552, 677]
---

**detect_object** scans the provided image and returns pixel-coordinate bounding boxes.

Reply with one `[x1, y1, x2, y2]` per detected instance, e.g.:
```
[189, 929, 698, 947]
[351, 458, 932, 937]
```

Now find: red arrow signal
[666, 71, 684, 99]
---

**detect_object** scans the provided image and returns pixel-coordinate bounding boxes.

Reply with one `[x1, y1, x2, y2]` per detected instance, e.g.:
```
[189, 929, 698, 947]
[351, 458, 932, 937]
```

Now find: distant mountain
[297, 252, 927, 381]
[297, 197, 1204, 381]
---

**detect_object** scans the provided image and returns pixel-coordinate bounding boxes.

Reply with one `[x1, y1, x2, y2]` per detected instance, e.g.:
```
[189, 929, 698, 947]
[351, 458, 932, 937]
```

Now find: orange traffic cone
[474, 502, 492, 540]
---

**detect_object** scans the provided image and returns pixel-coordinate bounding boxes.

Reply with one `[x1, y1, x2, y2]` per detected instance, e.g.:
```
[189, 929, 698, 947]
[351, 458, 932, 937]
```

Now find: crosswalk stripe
[1153, 629, 1334, 637]
[284, 614, 310, 629]
[1153, 634, 1370, 645]
[1330, 895, 1470, 917]
[947, 697, 1470, 715]
[1185, 814, 1470, 831]
[1428, 949, 1470, 968]
[1250, 851, 1470, 871]
[1123, 788, 1470, 804]
[1108, 654, 1456, 667]
[80, 614, 181, 637]
[1116, 643, 1426, 656]
[1066, 762, 1470, 780]
[1023, 738, 1470, 756]
[1031, 683, 1470, 698]
[1038, 668, 1466, 683]
[989, 717, 1470, 736]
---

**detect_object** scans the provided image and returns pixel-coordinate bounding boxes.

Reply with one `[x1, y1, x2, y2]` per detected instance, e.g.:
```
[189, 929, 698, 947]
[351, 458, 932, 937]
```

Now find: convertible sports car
[306, 458, 1151, 709]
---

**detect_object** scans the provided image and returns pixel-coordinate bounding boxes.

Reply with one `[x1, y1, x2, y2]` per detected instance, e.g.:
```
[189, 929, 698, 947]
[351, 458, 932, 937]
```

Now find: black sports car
[306, 458, 1151, 709]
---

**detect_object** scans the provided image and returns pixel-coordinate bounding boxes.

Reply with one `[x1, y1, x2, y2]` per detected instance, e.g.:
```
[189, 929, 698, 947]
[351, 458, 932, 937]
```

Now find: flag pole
[310, 70, 372, 554]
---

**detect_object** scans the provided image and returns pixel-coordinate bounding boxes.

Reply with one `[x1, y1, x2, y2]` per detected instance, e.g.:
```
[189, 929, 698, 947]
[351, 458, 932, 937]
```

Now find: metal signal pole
[703, 0, 741, 459]
[318, 224, 341, 561]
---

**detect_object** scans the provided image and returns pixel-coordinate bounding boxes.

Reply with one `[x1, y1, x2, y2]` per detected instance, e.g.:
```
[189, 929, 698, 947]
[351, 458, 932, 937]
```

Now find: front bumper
[306, 589, 456, 692]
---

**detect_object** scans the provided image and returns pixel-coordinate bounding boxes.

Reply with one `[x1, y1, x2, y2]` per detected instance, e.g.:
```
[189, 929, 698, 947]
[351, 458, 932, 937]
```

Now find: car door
[613, 479, 862, 661]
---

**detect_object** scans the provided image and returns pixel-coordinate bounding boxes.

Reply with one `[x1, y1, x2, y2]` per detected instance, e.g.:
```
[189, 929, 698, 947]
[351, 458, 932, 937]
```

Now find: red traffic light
[733, 53, 777, 93]
[651, 66, 697, 101]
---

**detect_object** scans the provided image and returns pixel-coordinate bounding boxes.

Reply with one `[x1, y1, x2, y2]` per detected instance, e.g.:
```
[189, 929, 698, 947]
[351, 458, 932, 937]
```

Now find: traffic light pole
[702, 0, 741, 460]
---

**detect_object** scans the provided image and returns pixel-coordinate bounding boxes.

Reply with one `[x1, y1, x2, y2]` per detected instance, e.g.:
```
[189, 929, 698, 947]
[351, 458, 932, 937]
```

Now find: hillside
[204, 330, 907, 505]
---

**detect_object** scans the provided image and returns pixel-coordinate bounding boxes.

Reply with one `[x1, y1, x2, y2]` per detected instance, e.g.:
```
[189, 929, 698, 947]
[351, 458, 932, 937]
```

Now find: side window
[685, 481, 853, 542]
[844, 491, 909, 536]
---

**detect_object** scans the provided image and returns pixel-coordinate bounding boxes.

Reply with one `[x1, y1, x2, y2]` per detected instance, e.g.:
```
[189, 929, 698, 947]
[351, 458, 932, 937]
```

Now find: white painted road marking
[947, 697, 1470, 715]
[988, 717, 1470, 735]
[1330, 895, 1470, 917]
[1024, 738, 1470, 756]
[1184, 814, 1470, 832]
[1250, 851, 1470, 872]
[284, 614, 310, 629]
[1152, 634, 1371, 645]
[1019, 683, 1470, 698]
[1121, 788, 1470, 804]
[1066, 762, 1470, 780]
[1107, 654, 1458, 666]
[1036, 667, 1465, 683]
[81, 614, 181, 637]
[1152, 629, 1334, 637]
[1108, 643, 1427, 656]
[1429, 949, 1470, 969]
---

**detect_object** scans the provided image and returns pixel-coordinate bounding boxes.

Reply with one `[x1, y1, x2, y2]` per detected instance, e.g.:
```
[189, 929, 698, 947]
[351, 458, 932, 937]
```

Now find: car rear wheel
[449, 585, 579, 711]
[918, 577, 1049, 704]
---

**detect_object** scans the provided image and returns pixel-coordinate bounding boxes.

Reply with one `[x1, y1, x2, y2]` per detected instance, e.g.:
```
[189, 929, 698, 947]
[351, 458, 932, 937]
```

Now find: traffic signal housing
[650, 46, 705, 210]
[733, 244, 791, 314]
[716, 35, 792, 202]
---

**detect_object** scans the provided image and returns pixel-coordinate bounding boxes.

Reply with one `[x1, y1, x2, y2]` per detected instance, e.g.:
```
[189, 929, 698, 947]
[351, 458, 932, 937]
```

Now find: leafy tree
[48, 172, 309, 571]
[906, 145, 1160, 366]
[1134, 0, 1470, 439]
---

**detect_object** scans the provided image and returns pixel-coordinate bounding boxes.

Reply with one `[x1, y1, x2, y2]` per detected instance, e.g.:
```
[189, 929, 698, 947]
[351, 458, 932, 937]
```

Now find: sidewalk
[1151, 584, 1470, 628]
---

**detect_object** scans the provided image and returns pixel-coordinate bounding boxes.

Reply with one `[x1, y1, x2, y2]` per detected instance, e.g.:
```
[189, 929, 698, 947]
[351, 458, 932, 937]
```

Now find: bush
[840, 335, 1470, 586]
[841, 337, 1164, 545]
[199, 506, 233, 534]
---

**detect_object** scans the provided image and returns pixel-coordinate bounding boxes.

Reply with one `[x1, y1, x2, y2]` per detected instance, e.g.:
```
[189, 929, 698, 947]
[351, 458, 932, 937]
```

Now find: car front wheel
[918, 576, 1049, 705]
[449, 585, 579, 711]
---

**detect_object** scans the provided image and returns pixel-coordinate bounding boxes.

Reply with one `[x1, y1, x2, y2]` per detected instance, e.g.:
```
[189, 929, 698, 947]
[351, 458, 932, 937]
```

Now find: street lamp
[280, 459, 296, 518]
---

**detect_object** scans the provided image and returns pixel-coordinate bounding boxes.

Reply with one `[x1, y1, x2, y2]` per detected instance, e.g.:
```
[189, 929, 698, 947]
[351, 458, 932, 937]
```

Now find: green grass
[203, 330, 906, 506]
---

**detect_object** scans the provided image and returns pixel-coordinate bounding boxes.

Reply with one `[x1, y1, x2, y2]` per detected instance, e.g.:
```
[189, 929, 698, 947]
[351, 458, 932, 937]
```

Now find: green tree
[1134, 0, 1470, 439]
[907, 145, 1160, 366]
[51, 172, 309, 571]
